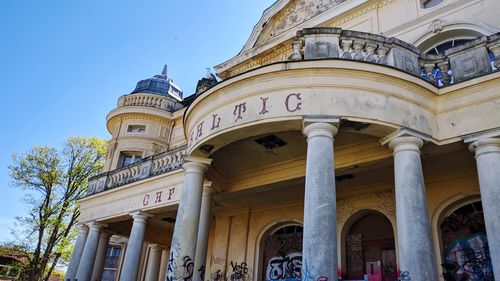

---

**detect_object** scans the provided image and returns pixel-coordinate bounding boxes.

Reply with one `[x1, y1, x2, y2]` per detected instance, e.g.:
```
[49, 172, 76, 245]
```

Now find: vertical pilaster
[302, 120, 338, 281]
[144, 244, 163, 281]
[388, 136, 438, 281]
[469, 138, 500, 279]
[193, 184, 214, 281]
[90, 231, 112, 281]
[158, 249, 169, 281]
[167, 156, 211, 281]
[119, 211, 151, 281]
[76, 222, 107, 281]
[65, 224, 89, 281]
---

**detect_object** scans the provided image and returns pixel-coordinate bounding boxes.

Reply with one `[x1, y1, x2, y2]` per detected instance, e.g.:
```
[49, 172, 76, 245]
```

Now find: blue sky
[0, 0, 276, 241]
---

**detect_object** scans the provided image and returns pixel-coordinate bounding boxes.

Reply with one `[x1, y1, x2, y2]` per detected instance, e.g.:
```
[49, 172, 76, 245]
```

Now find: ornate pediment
[243, 0, 347, 51]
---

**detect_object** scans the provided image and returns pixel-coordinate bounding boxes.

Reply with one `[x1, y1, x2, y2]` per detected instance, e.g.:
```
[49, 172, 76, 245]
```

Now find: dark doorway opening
[346, 212, 397, 281]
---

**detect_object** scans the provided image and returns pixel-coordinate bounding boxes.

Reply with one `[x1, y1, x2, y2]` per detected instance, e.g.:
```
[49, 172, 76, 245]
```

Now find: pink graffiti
[316, 277, 328, 281]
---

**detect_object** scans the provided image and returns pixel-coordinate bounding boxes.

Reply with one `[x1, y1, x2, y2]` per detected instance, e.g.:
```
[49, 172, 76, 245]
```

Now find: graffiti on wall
[442, 233, 494, 281]
[229, 261, 250, 281]
[267, 252, 302, 281]
[181, 256, 194, 281]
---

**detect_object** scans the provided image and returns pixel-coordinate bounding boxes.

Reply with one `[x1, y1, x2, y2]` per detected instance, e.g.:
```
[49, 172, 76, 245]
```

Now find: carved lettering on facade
[259, 97, 270, 115]
[285, 93, 302, 112]
[189, 92, 307, 151]
[143, 194, 150, 206]
[189, 131, 195, 149]
[211, 114, 221, 130]
[168, 187, 175, 200]
[155, 191, 163, 204]
[143, 187, 177, 207]
[233, 103, 247, 122]
[196, 122, 204, 140]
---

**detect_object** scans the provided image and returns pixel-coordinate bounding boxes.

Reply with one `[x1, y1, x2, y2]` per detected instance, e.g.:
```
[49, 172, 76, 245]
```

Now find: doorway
[345, 212, 397, 281]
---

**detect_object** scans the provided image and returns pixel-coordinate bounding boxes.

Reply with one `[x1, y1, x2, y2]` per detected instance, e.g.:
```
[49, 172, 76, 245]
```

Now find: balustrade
[86, 146, 187, 196]
[116, 92, 179, 111]
[289, 28, 500, 88]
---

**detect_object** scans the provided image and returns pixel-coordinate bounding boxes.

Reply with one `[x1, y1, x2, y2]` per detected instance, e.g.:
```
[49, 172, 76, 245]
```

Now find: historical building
[65, 0, 500, 281]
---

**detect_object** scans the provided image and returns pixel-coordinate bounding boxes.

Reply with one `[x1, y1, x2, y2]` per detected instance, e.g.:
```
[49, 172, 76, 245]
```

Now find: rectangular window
[120, 152, 142, 167]
[127, 125, 146, 133]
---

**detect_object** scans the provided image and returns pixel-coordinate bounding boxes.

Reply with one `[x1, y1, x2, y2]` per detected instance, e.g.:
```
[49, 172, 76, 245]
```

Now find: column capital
[469, 138, 500, 158]
[388, 136, 423, 154]
[130, 211, 152, 223]
[76, 223, 89, 234]
[87, 222, 108, 231]
[302, 117, 339, 140]
[202, 181, 216, 195]
[183, 156, 212, 174]
[149, 244, 164, 252]
[99, 230, 113, 239]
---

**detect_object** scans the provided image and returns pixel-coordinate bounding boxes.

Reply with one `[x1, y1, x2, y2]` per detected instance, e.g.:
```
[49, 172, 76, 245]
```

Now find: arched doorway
[345, 212, 397, 281]
[260, 224, 303, 281]
[440, 199, 495, 281]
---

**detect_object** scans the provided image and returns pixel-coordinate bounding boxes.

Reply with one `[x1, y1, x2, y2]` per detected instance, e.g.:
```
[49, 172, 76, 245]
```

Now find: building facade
[65, 0, 500, 281]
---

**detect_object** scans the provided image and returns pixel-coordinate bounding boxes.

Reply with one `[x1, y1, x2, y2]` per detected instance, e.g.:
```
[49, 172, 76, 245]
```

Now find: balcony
[86, 145, 187, 197]
[117, 92, 182, 112]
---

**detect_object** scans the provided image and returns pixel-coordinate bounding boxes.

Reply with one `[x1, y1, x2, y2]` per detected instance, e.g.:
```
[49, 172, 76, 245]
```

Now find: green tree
[8, 137, 106, 281]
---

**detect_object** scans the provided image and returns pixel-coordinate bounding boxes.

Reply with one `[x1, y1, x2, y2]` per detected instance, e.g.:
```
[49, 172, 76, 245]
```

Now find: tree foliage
[8, 137, 106, 281]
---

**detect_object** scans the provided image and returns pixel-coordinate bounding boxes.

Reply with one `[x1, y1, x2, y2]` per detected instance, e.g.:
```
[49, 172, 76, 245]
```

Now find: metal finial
[162, 64, 168, 76]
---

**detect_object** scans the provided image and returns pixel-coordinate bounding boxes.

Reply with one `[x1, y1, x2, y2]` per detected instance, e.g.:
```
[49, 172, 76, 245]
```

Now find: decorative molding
[111, 114, 172, 125]
[337, 190, 396, 226]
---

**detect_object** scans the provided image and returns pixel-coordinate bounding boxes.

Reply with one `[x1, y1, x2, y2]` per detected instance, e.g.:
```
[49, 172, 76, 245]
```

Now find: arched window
[261, 224, 303, 281]
[440, 200, 495, 281]
[421, 0, 444, 9]
[425, 39, 473, 55]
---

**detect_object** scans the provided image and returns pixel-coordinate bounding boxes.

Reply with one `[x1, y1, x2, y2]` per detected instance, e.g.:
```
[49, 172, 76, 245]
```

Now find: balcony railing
[117, 92, 181, 112]
[86, 146, 187, 197]
[287, 28, 500, 87]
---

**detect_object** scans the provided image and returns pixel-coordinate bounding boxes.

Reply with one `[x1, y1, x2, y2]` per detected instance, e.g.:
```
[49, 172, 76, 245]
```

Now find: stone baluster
[488, 40, 500, 69]
[365, 42, 378, 62]
[353, 40, 365, 60]
[340, 40, 353, 59]
[302, 118, 339, 281]
[469, 138, 500, 279]
[377, 45, 389, 65]
[290, 40, 303, 61]
[424, 63, 436, 84]
[437, 60, 451, 85]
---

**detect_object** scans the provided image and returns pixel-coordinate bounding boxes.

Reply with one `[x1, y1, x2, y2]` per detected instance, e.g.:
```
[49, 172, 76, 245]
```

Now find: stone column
[144, 244, 163, 281]
[158, 248, 169, 281]
[65, 224, 89, 281]
[167, 157, 211, 281]
[469, 138, 500, 279]
[193, 184, 215, 281]
[388, 136, 438, 281]
[302, 120, 338, 281]
[119, 211, 151, 281]
[76, 222, 107, 281]
[90, 231, 112, 281]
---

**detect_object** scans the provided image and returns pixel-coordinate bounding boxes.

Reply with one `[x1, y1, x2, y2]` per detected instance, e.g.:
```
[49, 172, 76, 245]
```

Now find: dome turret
[130, 65, 183, 101]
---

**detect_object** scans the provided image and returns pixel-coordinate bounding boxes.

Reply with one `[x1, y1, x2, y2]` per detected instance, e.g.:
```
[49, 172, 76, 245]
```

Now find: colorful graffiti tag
[443, 233, 494, 281]
[267, 252, 302, 281]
